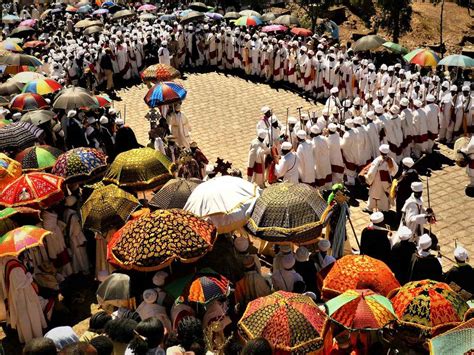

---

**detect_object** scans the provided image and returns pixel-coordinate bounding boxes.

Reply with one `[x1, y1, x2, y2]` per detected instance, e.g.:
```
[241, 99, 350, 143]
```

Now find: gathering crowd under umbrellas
[0, 0, 474, 354]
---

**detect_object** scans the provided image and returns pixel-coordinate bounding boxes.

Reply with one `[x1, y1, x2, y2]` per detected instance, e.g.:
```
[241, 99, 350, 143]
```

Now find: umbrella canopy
[77, 4, 93, 13]
[239, 291, 329, 353]
[19, 19, 37, 27]
[141, 64, 181, 82]
[0, 207, 41, 235]
[139, 13, 157, 21]
[429, 318, 474, 355]
[51, 147, 108, 184]
[159, 14, 176, 22]
[4, 65, 37, 76]
[247, 182, 327, 244]
[438, 54, 474, 68]
[322, 255, 400, 300]
[53, 87, 96, 110]
[96, 273, 134, 309]
[2, 15, 21, 24]
[103, 148, 172, 191]
[10, 93, 48, 112]
[9, 26, 36, 38]
[179, 272, 229, 305]
[92, 8, 109, 15]
[223, 11, 240, 19]
[0, 118, 11, 127]
[150, 178, 202, 209]
[20, 110, 55, 126]
[74, 19, 98, 28]
[239, 10, 261, 17]
[189, 2, 208, 12]
[382, 41, 408, 55]
[15, 145, 63, 171]
[205, 12, 223, 21]
[325, 289, 397, 330]
[0, 79, 24, 96]
[92, 95, 112, 108]
[138, 4, 157, 11]
[261, 24, 287, 33]
[65, 5, 78, 12]
[144, 81, 187, 107]
[11, 71, 44, 83]
[0, 153, 22, 190]
[0, 99, 9, 108]
[353, 35, 387, 52]
[0, 225, 50, 257]
[84, 25, 103, 35]
[235, 15, 262, 27]
[403, 48, 440, 67]
[108, 209, 217, 271]
[180, 11, 205, 24]
[388, 280, 469, 335]
[0, 53, 42, 67]
[0, 40, 23, 52]
[261, 12, 276, 22]
[80, 184, 140, 233]
[290, 27, 313, 37]
[23, 41, 47, 49]
[22, 78, 62, 95]
[0, 121, 43, 151]
[184, 175, 261, 234]
[273, 14, 300, 26]
[112, 9, 135, 20]
[0, 172, 64, 208]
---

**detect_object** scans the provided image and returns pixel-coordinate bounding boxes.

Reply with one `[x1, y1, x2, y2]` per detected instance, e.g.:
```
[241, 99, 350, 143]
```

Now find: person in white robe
[313, 239, 336, 272]
[400, 98, 415, 157]
[438, 85, 455, 142]
[295, 130, 315, 185]
[274, 142, 299, 183]
[310, 125, 332, 188]
[247, 130, 270, 188]
[63, 196, 89, 275]
[364, 111, 381, 160]
[273, 40, 287, 82]
[341, 119, 358, 186]
[287, 42, 298, 85]
[271, 254, 303, 292]
[412, 100, 429, 159]
[423, 94, 440, 154]
[454, 85, 473, 138]
[400, 182, 434, 238]
[135, 289, 172, 334]
[169, 103, 191, 149]
[250, 34, 261, 76]
[385, 105, 404, 163]
[460, 135, 474, 187]
[352, 116, 372, 168]
[326, 123, 344, 183]
[115, 42, 131, 81]
[158, 40, 171, 65]
[95, 229, 116, 279]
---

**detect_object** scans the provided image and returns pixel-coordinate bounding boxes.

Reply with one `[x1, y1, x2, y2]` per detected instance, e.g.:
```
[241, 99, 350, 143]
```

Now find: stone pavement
[117, 72, 473, 271]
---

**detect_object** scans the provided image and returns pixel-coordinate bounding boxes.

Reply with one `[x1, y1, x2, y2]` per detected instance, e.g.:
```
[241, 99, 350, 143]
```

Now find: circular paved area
[117, 72, 474, 270]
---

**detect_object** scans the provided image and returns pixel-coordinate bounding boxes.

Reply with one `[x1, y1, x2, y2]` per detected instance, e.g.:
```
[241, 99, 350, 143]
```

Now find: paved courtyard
[117, 72, 474, 270]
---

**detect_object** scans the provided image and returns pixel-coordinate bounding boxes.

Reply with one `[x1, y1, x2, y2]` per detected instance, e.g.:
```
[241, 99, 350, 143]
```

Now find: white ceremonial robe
[247, 138, 269, 188]
[423, 103, 440, 153]
[365, 156, 398, 212]
[275, 152, 299, 183]
[412, 108, 429, 158]
[401, 194, 428, 237]
[158, 46, 171, 65]
[296, 140, 315, 184]
[326, 132, 344, 183]
[63, 209, 89, 274]
[169, 111, 191, 149]
[364, 122, 381, 160]
[341, 129, 358, 185]
[312, 135, 332, 188]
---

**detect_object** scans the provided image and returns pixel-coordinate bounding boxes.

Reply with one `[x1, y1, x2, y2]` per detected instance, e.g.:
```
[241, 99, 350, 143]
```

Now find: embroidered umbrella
[11, 71, 45, 83]
[438, 54, 474, 68]
[15, 145, 63, 171]
[141, 64, 181, 83]
[388, 280, 469, 336]
[0, 207, 41, 235]
[353, 35, 387, 52]
[179, 272, 230, 305]
[0, 153, 22, 190]
[150, 178, 202, 209]
[20, 110, 55, 126]
[184, 175, 261, 234]
[325, 289, 397, 330]
[235, 16, 262, 27]
[429, 318, 474, 355]
[238, 291, 329, 354]
[51, 147, 108, 184]
[108, 209, 217, 271]
[22, 78, 62, 95]
[0, 172, 64, 208]
[10, 93, 49, 112]
[0, 122, 44, 151]
[80, 184, 140, 234]
[290, 27, 313, 37]
[246, 182, 327, 244]
[0, 225, 50, 257]
[322, 255, 400, 300]
[144, 81, 187, 107]
[404, 48, 440, 67]
[103, 147, 172, 191]
[23, 41, 47, 48]
[0, 79, 24, 96]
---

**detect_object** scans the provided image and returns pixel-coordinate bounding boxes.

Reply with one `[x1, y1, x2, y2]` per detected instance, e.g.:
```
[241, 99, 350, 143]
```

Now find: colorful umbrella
[0, 53, 42, 67]
[138, 4, 157, 11]
[290, 27, 313, 37]
[96, 273, 135, 309]
[388, 280, 469, 335]
[15, 145, 63, 171]
[239, 291, 329, 353]
[22, 78, 62, 95]
[353, 35, 387, 52]
[438, 54, 474, 68]
[429, 318, 474, 355]
[80, 184, 140, 234]
[0, 118, 12, 128]
[0, 79, 24, 96]
[322, 255, 400, 300]
[325, 289, 397, 330]
[180, 272, 229, 305]
[0, 153, 22, 190]
[246, 182, 327, 244]
[0, 41, 23, 52]
[3, 65, 37, 75]
[11, 71, 45, 83]
[0, 225, 50, 257]
[150, 178, 202, 210]
[93, 95, 112, 108]
[0, 172, 64, 208]
[262, 24, 288, 33]
[140, 64, 181, 82]
[184, 176, 261, 234]
[382, 41, 409, 55]
[51, 147, 108, 184]
[0, 122, 43, 151]
[0, 207, 41, 235]
[10, 93, 49, 112]
[108, 209, 217, 271]
[53, 87, 97, 110]
[404, 48, 440, 67]
[19, 19, 37, 27]
[103, 147, 172, 191]
[144, 81, 187, 107]
[23, 41, 47, 49]
[235, 16, 262, 27]
[20, 110, 55, 126]
[273, 14, 300, 26]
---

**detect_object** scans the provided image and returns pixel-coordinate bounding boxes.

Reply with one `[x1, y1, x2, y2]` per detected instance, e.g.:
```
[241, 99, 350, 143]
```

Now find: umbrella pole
[347, 214, 361, 250]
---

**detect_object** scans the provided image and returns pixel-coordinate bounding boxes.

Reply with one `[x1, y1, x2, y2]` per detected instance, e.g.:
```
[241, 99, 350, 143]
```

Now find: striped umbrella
[0, 122, 43, 151]
[438, 54, 474, 68]
[10, 93, 49, 112]
[22, 78, 62, 95]
[0, 40, 23, 52]
[144, 81, 187, 107]
[235, 15, 262, 27]
[0, 225, 50, 257]
[15, 145, 63, 171]
[404, 48, 440, 67]
[180, 272, 229, 305]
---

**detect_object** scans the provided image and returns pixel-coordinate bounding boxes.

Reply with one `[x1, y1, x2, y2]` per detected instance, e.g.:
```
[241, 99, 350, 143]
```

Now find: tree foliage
[295, 0, 336, 31]
[376, 0, 413, 43]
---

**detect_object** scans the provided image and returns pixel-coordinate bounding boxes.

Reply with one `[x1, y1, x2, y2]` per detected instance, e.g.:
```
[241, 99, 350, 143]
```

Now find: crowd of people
[0, 1, 473, 355]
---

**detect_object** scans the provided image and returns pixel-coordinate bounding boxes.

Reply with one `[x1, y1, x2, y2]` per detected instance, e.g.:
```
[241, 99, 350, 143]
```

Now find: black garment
[294, 260, 318, 293]
[390, 240, 416, 285]
[360, 227, 392, 265]
[396, 169, 420, 214]
[65, 118, 88, 149]
[100, 53, 113, 71]
[445, 264, 474, 294]
[114, 126, 142, 157]
[409, 254, 443, 282]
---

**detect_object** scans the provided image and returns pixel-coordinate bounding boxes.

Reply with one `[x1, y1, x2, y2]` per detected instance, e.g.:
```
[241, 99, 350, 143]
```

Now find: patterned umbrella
[0, 122, 44, 151]
[108, 209, 217, 271]
[404, 48, 440, 67]
[322, 255, 400, 300]
[246, 182, 327, 244]
[150, 178, 202, 209]
[23, 41, 47, 49]
[0, 153, 22, 190]
[53, 87, 97, 110]
[22, 78, 62, 95]
[273, 14, 300, 26]
[0, 172, 64, 208]
[429, 318, 474, 355]
[238, 291, 329, 354]
[15, 145, 63, 171]
[103, 147, 172, 191]
[144, 81, 187, 107]
[235, 16, 262, 27]
[0, 79, 24, 96]
[325, 289, 397, 330]
[438, 54, 474, 68]
[0, 225, 50, 257]
[388, 280, 469, 335]
[51, 147, 108, 184]
[11, 71, 45, 83]
[80, 184, 140, 233]
[184, 176, 261, 234]
[20, 110, 55, 126]
[0, 40, 23, 52]
[262, 24, 288, 33]
[0, 53, 41, 67]
[141, 64, 181, 82]
[180, 272, 230, 305]
[10, 93, 49, 112]
[353, 35, 387, 52]
[0, 207, 41, 235]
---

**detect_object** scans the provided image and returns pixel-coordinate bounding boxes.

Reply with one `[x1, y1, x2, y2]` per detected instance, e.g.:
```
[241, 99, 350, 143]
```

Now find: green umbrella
[15, 145, 63, 171]
[382, 41, 408, 55]
[438, 54, 474, 68]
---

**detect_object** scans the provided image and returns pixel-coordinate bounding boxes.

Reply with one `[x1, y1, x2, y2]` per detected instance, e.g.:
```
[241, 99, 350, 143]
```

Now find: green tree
[376, 0, 413, 43]
[296, 0, 335, 32]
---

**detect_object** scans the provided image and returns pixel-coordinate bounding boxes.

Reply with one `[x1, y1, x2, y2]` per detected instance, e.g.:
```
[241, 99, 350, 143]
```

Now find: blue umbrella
[77, 5, 92, 13]
[144, 82, 187, 107]
[101, 1, 115, 7]
[205, 12, 223, 20]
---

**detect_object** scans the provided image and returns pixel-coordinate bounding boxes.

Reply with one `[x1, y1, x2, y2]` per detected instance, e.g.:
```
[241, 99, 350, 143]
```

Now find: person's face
[463, 91, 469, 97]
[414, 191, 422, 198]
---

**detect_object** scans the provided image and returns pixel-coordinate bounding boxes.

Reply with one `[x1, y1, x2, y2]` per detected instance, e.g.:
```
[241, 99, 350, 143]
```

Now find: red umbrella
[23, 41, 47, 49]
[10, 93, 49, 112]
[291, 27, 313, 37]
